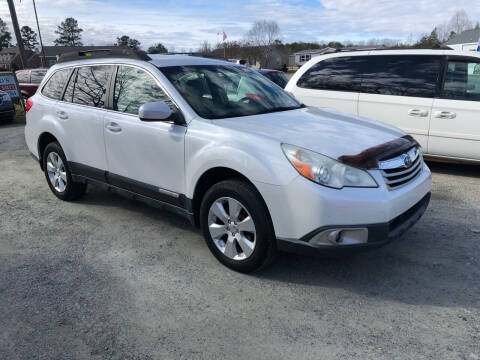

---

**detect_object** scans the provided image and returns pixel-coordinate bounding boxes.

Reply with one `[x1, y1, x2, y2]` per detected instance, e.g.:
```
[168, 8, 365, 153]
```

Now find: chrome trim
[379, 147, 423, 190]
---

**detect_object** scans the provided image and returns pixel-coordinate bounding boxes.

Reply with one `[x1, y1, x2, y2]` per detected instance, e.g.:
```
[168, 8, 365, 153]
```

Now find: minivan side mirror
[138, 101, 185, 124]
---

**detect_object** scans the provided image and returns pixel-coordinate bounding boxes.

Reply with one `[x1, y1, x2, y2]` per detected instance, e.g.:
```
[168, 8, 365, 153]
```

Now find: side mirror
[139, 101, 185, 124]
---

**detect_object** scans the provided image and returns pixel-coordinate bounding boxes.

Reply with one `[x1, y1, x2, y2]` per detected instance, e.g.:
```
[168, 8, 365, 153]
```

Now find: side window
[41, 68, 71, 100]
[361, 55, 442, 98]
[63, 68, 77, 103]
[297, 56, 367, 92]
[442, 60, 480, 101]
[113, 65, 174, 115]
[30, 70, 47, 84]
[71, 65, 112, 108]
[16, 71, 29, 83]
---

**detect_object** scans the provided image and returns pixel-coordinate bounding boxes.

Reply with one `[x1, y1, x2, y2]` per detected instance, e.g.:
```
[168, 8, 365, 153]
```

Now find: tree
[21, 26, 39, 50]
[148, 42, 168, 54]
[116, 35, 141, 50]
[448, 9, 472, 35]
[413, 28, 441, 48]
[245, 20, 280, 67]
[197, 40, 211, 55]
[54, 17, 83, 46]
[0, 18, 12, 50]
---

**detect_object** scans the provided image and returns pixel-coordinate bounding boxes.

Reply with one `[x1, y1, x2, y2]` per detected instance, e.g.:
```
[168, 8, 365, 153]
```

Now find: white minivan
[25, 49, 431, 272]
[286, 49, 480, 164]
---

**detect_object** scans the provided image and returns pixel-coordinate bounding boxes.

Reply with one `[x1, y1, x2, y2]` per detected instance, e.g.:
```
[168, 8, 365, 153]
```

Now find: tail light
[25, 98, 33, 112]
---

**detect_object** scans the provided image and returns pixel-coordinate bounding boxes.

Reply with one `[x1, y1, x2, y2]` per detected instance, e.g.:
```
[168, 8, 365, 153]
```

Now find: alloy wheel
[207, 197, 256, 260]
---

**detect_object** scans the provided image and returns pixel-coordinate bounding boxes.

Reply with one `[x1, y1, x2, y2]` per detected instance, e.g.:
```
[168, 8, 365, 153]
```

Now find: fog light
[309, 228, 368, 246]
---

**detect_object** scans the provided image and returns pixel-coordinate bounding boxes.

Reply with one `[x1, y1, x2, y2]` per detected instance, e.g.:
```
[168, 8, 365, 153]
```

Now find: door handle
[56, 110, 68, 120]
[408, 109, 428, 117]
[433, 111, 456, 119]
[106, 122, 122, 133]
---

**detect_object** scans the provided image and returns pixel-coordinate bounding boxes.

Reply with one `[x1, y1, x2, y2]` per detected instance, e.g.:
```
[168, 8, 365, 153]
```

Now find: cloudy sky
[0, 0, 479, 51]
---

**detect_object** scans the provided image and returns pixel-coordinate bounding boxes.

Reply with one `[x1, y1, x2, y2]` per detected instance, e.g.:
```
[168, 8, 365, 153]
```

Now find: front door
[104, 65, 186, 204]
[428, 58, 480, 160]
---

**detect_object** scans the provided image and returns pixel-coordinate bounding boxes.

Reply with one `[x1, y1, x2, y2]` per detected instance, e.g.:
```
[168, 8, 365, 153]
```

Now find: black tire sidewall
[200, 179, 275, 273]
[42, 142, 76, 201]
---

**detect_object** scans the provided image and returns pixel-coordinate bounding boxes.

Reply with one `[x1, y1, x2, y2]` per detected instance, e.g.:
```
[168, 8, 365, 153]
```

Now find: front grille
[379, 147, 423, 189]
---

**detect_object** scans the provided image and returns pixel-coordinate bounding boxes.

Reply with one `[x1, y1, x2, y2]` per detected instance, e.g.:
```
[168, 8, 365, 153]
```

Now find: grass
[13, 103, 26, 125]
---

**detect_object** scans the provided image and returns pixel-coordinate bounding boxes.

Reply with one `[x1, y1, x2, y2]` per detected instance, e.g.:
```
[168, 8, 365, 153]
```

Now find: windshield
[160, 65, 302, 119]
[262, 71, 288, 88]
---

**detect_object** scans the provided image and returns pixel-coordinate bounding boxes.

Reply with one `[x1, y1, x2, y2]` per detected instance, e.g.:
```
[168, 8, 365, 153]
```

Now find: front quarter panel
[184, 118, 299, 198]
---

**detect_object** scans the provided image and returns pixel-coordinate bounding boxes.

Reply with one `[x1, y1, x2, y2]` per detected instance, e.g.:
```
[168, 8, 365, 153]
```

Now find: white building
[444, 29, 480, 52]
[288, 48, 337, 67]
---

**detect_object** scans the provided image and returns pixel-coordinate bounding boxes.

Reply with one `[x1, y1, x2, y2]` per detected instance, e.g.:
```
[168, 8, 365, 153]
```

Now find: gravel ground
[0, 123, 479, 360]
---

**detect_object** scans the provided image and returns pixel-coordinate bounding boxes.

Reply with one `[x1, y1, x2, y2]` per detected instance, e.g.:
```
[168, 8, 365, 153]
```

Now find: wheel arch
[191, 166, 273, 231]
[37, 132, 60, 171]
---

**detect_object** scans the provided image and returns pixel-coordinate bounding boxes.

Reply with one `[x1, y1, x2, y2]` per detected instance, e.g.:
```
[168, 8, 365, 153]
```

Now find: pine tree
[54, 17, 83, 46]
[148, 43, 168, 54]
[21, 26, 39, 50]
[116, 35, 141, 50]
[0, 18, 12, 50]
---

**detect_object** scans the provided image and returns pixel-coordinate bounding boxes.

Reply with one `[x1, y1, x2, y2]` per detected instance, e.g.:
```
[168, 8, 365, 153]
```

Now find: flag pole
[32, 0, 47, 67]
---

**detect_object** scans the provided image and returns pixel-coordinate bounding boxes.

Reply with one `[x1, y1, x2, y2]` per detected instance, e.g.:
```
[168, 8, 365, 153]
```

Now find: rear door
[292, 55, 367, 114]
[429, 57, 480, 160]
[55, 65, 113, 178]
[358, 55, 443, 149]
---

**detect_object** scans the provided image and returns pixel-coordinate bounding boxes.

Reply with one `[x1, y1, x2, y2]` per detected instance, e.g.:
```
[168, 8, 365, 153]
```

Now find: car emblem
[402, 154, 412, 168]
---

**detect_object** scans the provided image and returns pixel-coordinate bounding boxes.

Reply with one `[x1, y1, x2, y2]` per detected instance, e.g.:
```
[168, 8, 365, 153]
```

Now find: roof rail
[333, 45, 453, 53]
[56, 48, 151, 63]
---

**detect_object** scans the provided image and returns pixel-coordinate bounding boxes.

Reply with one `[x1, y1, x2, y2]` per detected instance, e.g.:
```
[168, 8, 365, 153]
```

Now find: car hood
[212, 106, 406, 160]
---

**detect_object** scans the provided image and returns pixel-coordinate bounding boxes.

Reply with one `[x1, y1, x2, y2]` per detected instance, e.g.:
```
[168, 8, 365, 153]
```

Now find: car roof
[148, 54, 234, 67]
[333, 48, 480, 58]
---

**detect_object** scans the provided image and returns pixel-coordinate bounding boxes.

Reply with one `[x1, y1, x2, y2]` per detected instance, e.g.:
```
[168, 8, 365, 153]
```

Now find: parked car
[16, 68, 48, 99]
[286, 49, 480, 164]
[25, 49, 431, 272]
[257, 68, 289, 88]
[0, 90, 15, 123]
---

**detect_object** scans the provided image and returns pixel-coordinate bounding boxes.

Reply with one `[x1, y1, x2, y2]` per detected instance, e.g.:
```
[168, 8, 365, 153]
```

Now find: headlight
[281, 144, 378, 189]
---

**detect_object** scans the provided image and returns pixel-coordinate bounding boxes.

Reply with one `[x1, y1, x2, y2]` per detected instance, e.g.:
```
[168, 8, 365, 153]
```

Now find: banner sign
[0, 72, 21, 99]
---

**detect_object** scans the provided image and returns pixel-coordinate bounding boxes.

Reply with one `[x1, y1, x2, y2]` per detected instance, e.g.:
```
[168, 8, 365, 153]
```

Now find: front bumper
[277, 192, 430, 256]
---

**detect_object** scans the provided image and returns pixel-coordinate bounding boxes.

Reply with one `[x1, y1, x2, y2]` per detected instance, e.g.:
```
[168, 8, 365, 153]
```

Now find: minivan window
[113, 65, 175, 115]
[41, 68, 71, 100]
[30, 70, 47, 84]
[361, 55, 442, 98]
[161, 65, 301, 119]
[71, 65, 112, 108]
[442, 60, 480, 101]
[16, 71, 29, 83]
[297, 56, 368, 92]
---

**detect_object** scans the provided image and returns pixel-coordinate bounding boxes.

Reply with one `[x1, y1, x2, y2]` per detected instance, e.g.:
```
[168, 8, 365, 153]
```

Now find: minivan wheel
[43, 142, 86, 201]
[200, 179, 276, 273]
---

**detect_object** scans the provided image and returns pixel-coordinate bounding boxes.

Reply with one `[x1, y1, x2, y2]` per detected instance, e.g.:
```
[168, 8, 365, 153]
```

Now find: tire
[200, 179, 276, 273]
[42, 142, 87, 201]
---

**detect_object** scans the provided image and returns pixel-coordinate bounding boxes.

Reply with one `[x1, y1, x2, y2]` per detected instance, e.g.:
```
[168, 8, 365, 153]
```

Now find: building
[0, 47, 39, 70]
[444, 29, 480, 52]
[288, 47, 336, 67]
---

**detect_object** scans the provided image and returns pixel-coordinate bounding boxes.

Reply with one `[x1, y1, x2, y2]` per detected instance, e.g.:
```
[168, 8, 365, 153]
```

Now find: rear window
[30, 70, 47, 84]
[297, 56, 368, 92]
[16, 71, 29, 83]
[41, 68, 71, 100]
[70, 65, 112, 108]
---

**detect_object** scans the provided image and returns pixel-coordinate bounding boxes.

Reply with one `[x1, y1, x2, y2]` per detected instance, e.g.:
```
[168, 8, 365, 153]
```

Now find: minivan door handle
[56, 110, 68, 120]
[433, 110, 456, 119]
[408, 109, 428, 117]
[106, 122, 122, 133]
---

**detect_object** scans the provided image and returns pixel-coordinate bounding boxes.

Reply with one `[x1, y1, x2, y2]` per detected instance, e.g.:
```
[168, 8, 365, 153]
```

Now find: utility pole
[32, 0, 47, 67]
[7, 0, 28, 69]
